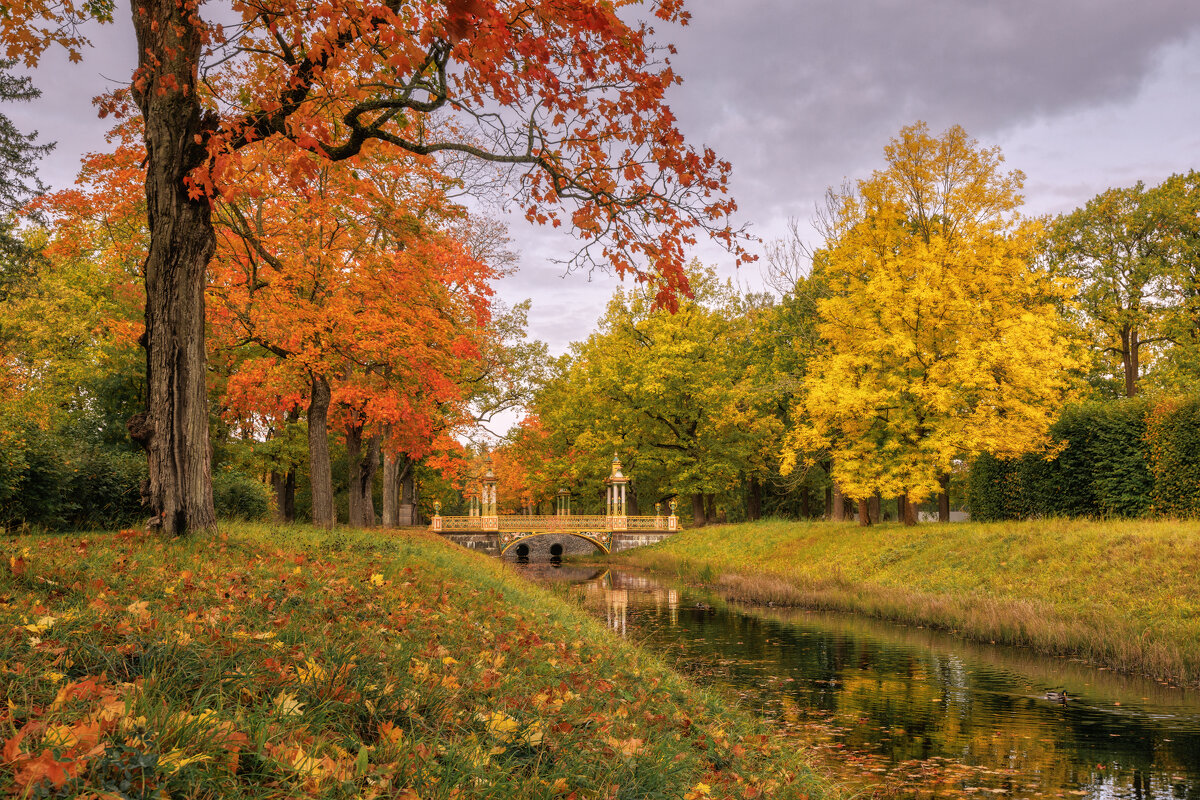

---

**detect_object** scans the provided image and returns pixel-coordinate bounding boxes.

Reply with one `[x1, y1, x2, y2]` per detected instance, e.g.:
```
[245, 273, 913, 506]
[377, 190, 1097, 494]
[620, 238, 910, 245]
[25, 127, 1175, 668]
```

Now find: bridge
[431, 454, 679, 559]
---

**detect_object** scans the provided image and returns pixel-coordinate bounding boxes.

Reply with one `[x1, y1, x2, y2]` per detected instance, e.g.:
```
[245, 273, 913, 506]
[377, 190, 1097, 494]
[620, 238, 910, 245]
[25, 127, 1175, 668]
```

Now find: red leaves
[444, 0, 489, 43]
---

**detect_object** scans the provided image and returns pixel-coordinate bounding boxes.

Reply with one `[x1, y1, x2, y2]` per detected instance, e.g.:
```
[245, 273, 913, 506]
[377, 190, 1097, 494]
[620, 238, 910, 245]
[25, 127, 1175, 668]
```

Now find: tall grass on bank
[1, 524, 831, 799]
[612, 518, 1200, 686]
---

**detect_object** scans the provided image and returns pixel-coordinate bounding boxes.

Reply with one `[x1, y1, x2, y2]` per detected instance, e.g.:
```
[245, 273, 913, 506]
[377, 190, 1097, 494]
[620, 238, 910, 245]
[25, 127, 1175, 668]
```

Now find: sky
[7, 1, 1200, 430]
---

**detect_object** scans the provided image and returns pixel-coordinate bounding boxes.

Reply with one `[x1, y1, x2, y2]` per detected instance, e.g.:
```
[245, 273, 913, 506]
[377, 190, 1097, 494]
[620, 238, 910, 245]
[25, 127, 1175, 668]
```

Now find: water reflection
[520, 566, 1200, 800]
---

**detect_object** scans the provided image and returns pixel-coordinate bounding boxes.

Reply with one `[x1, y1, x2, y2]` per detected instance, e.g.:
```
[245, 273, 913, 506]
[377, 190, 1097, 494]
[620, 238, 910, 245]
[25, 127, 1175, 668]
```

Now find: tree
[2, 0, 748, 534]
[785, 122, 1079, 524]
[522, 264, 783, 526]
[0, 58, 54, 303]
[209, 140, 494, 528]
[1044, 182, 1176, 397]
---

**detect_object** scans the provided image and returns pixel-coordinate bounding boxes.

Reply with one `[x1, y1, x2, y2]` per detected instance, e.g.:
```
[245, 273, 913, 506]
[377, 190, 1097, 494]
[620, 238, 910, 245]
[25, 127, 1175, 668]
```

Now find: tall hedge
[968, 399, 1153, 520]
[1146, 396, 1200, 517]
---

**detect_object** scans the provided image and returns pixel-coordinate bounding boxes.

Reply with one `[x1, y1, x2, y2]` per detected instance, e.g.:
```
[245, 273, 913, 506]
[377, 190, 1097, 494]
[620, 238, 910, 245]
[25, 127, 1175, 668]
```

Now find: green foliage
[1146, 396, 1200, 517]
[0, 427, 148, 531]
[212, 469, 271, 522]
[969, 400, 1153, 520]
[513, 263, 789, 521]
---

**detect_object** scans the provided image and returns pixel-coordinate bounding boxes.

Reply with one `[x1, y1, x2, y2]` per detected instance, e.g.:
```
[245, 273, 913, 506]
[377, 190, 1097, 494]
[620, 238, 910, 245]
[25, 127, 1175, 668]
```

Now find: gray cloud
[6, 1, 1200, 368]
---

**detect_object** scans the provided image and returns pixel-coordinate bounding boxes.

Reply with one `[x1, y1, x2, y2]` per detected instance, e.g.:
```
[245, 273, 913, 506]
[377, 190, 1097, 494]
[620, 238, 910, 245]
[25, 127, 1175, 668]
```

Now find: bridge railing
[433, 514, 674, 533]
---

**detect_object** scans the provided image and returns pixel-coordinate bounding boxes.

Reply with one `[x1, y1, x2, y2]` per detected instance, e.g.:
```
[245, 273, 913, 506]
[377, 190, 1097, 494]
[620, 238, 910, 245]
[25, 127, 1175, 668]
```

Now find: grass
[0, 524, 832, 799]
[610, 517, 1200, 686]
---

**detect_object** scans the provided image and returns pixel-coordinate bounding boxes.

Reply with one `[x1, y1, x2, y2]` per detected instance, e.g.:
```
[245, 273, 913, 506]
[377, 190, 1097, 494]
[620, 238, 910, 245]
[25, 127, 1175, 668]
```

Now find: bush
[213, 469, 271, 521]
[62, 449, 148, 530]
[968, 399, 1152, 521]
[1146, 396, 1200, 517]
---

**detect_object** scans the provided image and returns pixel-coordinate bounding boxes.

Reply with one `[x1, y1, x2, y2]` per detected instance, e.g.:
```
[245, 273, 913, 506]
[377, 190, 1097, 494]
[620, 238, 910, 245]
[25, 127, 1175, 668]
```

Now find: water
[517, 564, 1200, 799]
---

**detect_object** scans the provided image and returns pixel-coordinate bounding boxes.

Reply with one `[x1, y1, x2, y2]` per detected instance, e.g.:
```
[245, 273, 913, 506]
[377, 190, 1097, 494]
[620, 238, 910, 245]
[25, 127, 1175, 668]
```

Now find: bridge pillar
[482, 458, 499, 531]
[605, 453, 629, 531]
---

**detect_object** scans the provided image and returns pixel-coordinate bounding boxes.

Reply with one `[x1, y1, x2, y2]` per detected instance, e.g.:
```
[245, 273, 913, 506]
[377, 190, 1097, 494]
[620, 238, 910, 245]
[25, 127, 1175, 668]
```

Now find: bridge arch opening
[501, 533, 605, 562]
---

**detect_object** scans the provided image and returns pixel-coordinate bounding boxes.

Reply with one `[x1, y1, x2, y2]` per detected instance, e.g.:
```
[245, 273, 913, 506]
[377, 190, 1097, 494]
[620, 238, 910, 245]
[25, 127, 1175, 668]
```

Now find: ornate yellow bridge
[430, 454, 678, 555]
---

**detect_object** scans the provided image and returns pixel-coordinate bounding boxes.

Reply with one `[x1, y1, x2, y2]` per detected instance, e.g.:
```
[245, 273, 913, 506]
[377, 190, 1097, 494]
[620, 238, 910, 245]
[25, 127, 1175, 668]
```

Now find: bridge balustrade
[434, 514, 670, 533]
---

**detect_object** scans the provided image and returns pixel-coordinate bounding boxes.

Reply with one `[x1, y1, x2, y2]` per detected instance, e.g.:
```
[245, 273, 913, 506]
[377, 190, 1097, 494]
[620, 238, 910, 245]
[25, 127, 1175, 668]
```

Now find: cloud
[661, 1, 1200, 226]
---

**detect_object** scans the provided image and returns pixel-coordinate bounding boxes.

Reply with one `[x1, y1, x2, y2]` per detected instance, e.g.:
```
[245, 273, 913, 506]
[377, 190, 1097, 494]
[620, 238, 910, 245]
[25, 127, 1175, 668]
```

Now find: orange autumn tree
[211, 138, 495, 528]
[3, 0, 748, 534]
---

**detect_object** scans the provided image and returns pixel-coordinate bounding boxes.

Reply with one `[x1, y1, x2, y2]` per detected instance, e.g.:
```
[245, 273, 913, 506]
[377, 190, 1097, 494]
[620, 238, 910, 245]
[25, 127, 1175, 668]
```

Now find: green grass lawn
[1, 524, 831, 799]
[612, 517, 1200, 685]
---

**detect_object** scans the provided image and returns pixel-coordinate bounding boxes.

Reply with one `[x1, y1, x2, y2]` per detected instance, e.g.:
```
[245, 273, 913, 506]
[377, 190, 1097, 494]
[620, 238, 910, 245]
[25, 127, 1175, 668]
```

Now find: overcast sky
[8, 1, 1200, 426]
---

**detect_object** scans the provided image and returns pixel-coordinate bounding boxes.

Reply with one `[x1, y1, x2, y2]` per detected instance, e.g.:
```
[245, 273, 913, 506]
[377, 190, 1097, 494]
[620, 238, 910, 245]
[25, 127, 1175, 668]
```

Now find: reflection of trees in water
[553, 569, 1200, 799]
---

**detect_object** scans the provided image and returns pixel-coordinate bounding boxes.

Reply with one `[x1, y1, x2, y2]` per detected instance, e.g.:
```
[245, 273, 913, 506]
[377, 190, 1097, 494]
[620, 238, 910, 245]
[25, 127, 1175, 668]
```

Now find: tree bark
[869, 492, 882, 526]
[938, 473, 951, 522]
[382, 452, 397, 527]
[857, 498, 871, 526]
[704, 494, 717, 525]
[896, 495, 907, 525]
[832, 485, 845, 522]
[130, 1, 216, 535]
[903, 492, 918, 526]
[308, 373, 334, 528]
[271, 469, 296, 523]
[691, 492, 706, 527]
[1121, 325, 1139, 397]
[747, 476, 762, 521]
[346, 425, 381, 528]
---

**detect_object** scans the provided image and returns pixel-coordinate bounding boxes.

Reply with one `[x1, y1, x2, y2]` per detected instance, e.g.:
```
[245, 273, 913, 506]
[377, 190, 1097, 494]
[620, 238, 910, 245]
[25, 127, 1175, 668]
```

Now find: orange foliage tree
[209, 139, 496, 528]
[2, 0, 748, 534]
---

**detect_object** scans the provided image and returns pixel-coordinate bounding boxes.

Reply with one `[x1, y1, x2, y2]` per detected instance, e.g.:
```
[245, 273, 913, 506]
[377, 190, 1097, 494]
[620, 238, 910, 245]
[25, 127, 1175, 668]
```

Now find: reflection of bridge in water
[431, 454, 679, 558]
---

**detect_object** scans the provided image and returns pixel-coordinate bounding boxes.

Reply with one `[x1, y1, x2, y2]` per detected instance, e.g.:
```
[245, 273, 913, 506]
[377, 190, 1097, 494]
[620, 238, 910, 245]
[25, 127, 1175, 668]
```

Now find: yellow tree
[784, 123, 1079, 524]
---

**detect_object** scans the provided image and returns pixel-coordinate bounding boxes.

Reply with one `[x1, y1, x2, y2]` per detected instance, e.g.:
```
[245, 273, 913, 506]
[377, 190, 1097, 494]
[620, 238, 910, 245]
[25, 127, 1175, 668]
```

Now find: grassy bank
[1, 524, 830, 799]
[611, 518, 1200, 686]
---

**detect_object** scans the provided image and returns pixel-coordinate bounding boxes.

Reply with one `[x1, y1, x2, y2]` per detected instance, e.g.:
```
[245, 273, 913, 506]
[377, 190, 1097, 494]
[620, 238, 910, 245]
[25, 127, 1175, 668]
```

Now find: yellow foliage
[790, 122, 1080, 502]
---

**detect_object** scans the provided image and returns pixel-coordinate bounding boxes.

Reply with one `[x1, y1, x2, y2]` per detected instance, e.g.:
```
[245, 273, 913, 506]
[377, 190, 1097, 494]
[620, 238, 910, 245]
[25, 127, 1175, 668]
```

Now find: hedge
[967, 397, 1198, 521]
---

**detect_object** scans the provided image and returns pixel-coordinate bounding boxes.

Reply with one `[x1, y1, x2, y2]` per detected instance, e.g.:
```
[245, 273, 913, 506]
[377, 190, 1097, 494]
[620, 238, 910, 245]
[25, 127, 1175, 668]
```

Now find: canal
[517, 564, 1200, 799]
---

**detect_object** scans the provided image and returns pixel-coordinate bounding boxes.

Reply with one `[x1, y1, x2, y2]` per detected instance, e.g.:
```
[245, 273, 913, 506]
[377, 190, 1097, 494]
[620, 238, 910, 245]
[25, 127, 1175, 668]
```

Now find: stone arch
[500, 532, 609, 560]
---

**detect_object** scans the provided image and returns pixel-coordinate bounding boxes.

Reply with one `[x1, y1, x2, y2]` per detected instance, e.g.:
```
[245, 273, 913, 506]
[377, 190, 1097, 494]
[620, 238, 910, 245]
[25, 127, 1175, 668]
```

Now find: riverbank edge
[0, 524, 836, 799]
[607, 519, 1200, 688]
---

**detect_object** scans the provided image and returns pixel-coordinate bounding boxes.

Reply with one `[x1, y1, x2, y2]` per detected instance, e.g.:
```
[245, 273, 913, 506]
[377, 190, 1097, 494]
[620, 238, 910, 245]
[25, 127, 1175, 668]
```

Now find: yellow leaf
[273, 691, 305, 717]
[159, 749, 211, 774]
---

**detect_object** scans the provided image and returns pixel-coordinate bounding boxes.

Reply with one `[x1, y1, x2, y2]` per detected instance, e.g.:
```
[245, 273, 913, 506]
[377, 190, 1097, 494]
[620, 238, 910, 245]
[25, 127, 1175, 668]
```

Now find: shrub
[1146, 396, 1200, 517]
[968, 399, 1152, 520]
[213, 469, 271, 521]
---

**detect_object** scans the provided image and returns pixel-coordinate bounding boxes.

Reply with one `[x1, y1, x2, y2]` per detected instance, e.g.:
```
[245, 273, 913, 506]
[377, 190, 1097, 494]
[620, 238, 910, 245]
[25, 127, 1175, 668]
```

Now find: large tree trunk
[938, 473, 951, 522]
[857, 498, 871, 526]
[130, 2, 215, 535]
[691, 492, 706, 527]
[1121, 325, 1139, 397]
[832, 485, 845, 522]
[896, 495, 907, 525]
[747, 476, 762, 521]
[869, 492, 882, 526]
[1128, 327, 1140, 397]
[903, 491, 918, 526]
[382, 449, 402, 528]
[308, 373, 334, 528]
[271, 469, 296, 523]
[346, 425, 381, 528]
